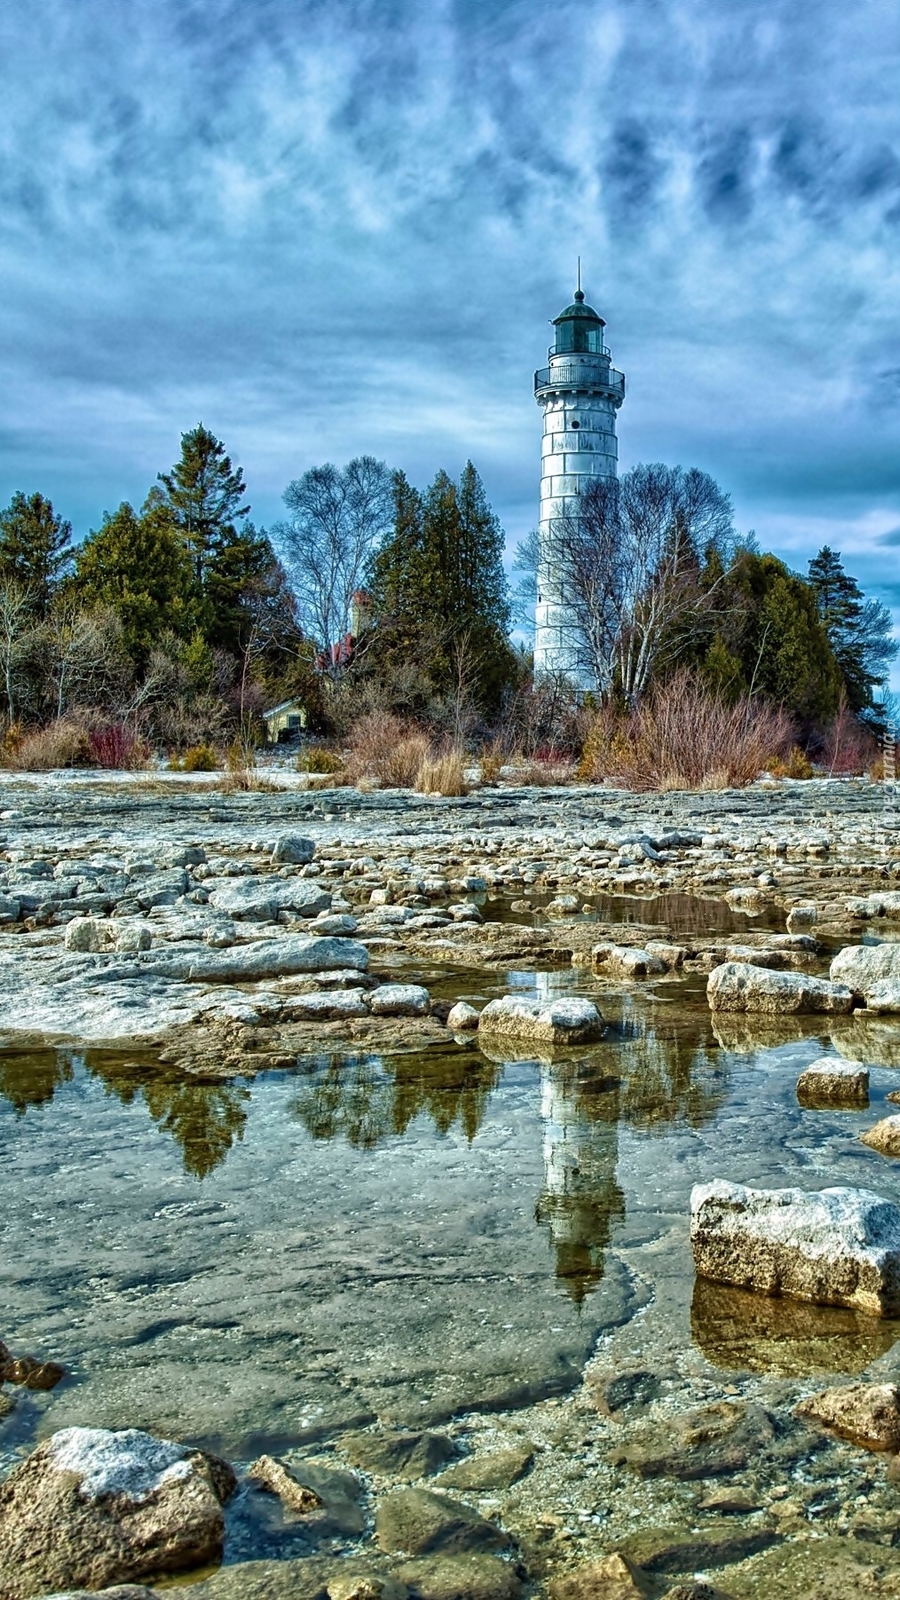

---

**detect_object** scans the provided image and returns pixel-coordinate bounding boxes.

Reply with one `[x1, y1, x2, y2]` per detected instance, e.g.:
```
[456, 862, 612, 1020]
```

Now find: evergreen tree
[808, 546, 897, 714]
[0, 492, 72, 616]
[72, 491, 195, 670]
[158, 425, 250, 587]
[719, 551, 843, 723]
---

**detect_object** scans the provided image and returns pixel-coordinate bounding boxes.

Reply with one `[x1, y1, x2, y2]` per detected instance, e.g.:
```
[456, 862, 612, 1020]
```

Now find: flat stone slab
[690, 1180, 900, 1315]
[477, 995, 604, 1045]
[207, 878, 330, 921]
[796, 1058, 869, 1106]
[707, 962, 853, 1014]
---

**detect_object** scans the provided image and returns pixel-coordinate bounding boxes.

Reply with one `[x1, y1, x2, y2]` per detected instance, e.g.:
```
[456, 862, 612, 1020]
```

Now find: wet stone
[620, 1520, 778, 1574]
[611, 1399, 775, 1480]
[374, 1488, 510, 1557]
[436, 1445, 533, 1491]
[860, 1116, 900, 1158]
[587, 1368, 661, 1418]
[547, 1552, 652, 1598]
[796, 1058, 869, 1107]
[342, 1430, 457, 1480]
[247, 1453, 324, 1513]
[394, 1553, 523, 1600]
[796, 1382, 900, 1451]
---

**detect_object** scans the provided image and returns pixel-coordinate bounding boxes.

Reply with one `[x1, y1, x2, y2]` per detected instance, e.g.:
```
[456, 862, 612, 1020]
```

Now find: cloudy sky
[2, 0, 900, 671]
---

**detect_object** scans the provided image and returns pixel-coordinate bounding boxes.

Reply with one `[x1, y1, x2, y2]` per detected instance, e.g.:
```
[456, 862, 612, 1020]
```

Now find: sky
[2, 0, 900, 675]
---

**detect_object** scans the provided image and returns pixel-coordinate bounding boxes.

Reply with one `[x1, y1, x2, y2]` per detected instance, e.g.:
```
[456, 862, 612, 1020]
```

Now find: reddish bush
[89, 722, 148, 770]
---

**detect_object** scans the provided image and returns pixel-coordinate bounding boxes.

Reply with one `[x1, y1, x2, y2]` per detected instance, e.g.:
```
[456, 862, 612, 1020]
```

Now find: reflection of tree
[88, 1055, 250, 1179]
[617, 1016, 727, 1132]
[0, 1049, 73, 1114]
[291, 1049, 501, 1149]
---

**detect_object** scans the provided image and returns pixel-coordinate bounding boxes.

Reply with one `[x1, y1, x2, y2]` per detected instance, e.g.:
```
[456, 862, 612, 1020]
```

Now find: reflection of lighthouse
[535, 1061, 625, 1305]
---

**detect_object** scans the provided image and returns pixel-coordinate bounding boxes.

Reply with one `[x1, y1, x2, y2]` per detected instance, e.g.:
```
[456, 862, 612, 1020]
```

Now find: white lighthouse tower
[533, 280, 625, 685]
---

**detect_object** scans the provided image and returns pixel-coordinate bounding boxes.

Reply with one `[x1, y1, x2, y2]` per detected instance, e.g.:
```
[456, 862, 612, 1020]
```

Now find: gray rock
[691, 1179, 900, 1315]
[592, 942, 665, 979]
[547, 1555, 651, 1600]
[0, 895, 20, 923]
[0, 1426, 235, 1598]
[830, 942, 900, 1001]
[864, 979, 900, 1015]
[64, 916, 109, 953]
[183, 1558, 405, 1600]
[45, 1589, 156, 1599]
[187, 936, 369, 982]
[612, 1399, 775, 1480]
[436, 1445, 532, 1491]
[796, 1059, 869, 1106]
[208, 877, 330, 922]
[706, 962, 853, 1014]
[283, 990, 370, 1021]
[395, 1554, 522, 1599]
[368, 984, 431, 1018]
[446, 1001, 480, 1031]
[114, 924, 153, 954]
[477, 995, 604, 1045]
[375, 1488, 509, 1557]
[786, 904, 818, 930]
[271, 834, 316, 865]
[312, 913, 359, 936]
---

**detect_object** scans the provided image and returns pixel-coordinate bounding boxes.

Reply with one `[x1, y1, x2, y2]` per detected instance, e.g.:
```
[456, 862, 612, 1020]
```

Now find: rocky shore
[4, 772, 900, 1598]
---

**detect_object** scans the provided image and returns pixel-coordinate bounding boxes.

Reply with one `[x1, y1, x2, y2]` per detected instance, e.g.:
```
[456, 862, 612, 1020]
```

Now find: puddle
[484, 889, 787, 936]
[3, 964, 900, 1569]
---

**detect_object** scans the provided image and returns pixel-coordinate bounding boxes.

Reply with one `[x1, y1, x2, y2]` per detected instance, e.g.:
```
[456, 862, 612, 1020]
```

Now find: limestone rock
[620, 1521, 776, 1574]
[283, 990, 369, 1021]
[247, 1454, 324, 1513]
[44, 1590, 155, 1599]
[183, 1558, 405, 1600]
[587, 1369, 661, 1418]
[796, 1058, 869, 1106]
[865, 979, 900, 1014]
[592, 943, 665, 979]
[446, 1001, 480, 1031]
[786, 904, 818, 930]
[272, 834, 316, 865]
[795, 1382, 900, 1450]
[114, 924, 152, 953]
[375, 1488, 509, 1557]
[312, 913, 359, 936]
[706, 962, 853, 1014]
[342, 1429, 456, 1479]
[612, 1400, 774, 1480]
[436, 1445, 533, 1491]
[477, 995, 604, 1046]
[64, 916, 109, 953]
[208, 877, 330, 921]
[368, 984, 431, 1018]
[830, 941, 900, 1001]
[548, 1553, 652, 1599]
[187, 935, 369, 981]
[860, 1115, 900, 1157]
[394, 1555, 522, 1600]
[328, 1576, 408, 1600]
[691, 1179, 900, 1314]
[0, 1426, 236, 1598]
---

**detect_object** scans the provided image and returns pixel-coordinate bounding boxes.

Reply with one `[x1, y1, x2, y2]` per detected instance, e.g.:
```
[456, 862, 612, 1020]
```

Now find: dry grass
[514, 754, 578, 786]
[580, 673, 794, 792]
[415, 748, 470, 796]
[820, 698, 879, 776]
[345, 711, 431, 788]
[2, 716, 95, 771]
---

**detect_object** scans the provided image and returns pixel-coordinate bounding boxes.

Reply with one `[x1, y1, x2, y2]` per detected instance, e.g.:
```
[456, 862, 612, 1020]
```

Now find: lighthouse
[533, 283, 625, 685]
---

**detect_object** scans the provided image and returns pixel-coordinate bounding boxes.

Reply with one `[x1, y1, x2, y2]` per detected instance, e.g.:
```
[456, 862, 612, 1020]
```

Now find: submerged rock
[706, 962, 853, 1015]
[247, 1453, 323, 1513]
[796, 1382, 900, 1451]
[548, 1553, 651, 1599]
[0, 1426, 236, 1598]
[690, 1276, 900, 1376]
[375, 1487, 509, 1557]
[860, 1115, 900, 1157]
[395, 1554, 522, 1600]
[436, 1445, 533, 1491]
[477, 995, 604, 1046]
[44, 1589, 156, 1599]
[341, 1429, 456, 1480]
[690, 1180, 900, 1315]
[611, 1400, 775, 1480]
[796, 1059, 869, 1107]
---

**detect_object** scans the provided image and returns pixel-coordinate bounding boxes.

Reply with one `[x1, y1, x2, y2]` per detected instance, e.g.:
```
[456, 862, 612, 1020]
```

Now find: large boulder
[208, 878, 330, 922]
[271, 834, 316, 865]
[796, 1059, 869, 1107]
[0, 1426, 236, 1599]
[706, 962, 853, 1015]
[690, 1180, 900, 1315]
[477, 995, 604, 1045]
[796, 1382, 900, 1451]
[830, 943, 900, 1004]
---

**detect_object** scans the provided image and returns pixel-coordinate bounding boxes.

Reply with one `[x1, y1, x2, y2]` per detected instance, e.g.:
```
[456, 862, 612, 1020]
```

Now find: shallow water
[4, 964, 900, 1568]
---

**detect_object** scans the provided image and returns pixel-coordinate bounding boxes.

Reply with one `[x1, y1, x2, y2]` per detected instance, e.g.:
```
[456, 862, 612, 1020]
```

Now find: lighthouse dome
[552, 289, 607, 354]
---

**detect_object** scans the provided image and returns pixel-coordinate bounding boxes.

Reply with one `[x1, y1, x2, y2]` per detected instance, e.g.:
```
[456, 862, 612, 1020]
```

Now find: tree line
[0, 430, 893, 759]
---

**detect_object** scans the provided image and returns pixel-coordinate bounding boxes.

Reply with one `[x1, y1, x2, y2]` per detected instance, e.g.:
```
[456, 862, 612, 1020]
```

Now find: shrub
[89, 722, 149, 771]
[415, 749, 470, 796]
[7, 717, 96, 771]
[516, 751, 577, 786]
[820, 697, 879, 776]
[181, 743, 219, 773]
[580, 672, 793, 791]
[298, 745, 343, 774]
[767, 745, 814, 780]
[345, 711, 431, 788]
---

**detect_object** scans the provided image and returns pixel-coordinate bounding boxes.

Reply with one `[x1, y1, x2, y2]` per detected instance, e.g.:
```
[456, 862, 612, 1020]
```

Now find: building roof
[552, 288, 605, 327]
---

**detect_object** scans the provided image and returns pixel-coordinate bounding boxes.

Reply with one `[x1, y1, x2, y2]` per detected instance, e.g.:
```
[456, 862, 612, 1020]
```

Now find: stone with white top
[0, 1426, 236, 1597]
[796, 1058, 869, 1106]
[478, 994, 604, 1045]
[368, 984, 431, 1018]
[690, 1180, 900, 1315]
[707, 962, 854, 1015]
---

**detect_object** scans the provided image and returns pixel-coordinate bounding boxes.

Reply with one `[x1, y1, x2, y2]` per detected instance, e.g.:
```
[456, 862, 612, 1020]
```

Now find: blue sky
[2, 0, 900, 672]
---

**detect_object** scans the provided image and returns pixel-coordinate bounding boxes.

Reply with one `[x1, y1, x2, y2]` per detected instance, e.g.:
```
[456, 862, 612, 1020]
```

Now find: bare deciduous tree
[274, 456, 393, 669]
[40, 606, 129, 719]
[0, 581, 36, 722]
[542, 463, 736, 704]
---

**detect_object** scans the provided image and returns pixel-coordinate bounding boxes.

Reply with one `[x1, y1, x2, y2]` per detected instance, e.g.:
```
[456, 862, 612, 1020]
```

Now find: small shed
[263, 698, 308, 743]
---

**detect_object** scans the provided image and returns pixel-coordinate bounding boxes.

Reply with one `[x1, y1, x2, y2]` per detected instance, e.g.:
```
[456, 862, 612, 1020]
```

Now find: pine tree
[158, 425, 250, 588]
[808, 546, 897, 714]
[72, 491, 195, 669]
[0, 492, 72, 616]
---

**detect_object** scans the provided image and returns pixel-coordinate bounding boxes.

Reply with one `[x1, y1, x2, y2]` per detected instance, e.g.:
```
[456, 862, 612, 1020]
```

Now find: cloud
[1, 0, 900, 673]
